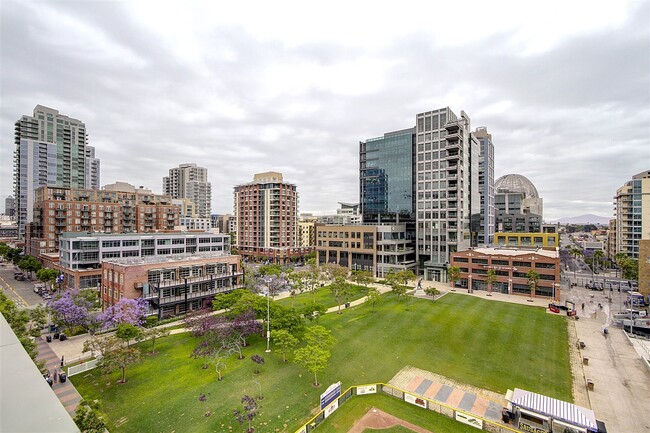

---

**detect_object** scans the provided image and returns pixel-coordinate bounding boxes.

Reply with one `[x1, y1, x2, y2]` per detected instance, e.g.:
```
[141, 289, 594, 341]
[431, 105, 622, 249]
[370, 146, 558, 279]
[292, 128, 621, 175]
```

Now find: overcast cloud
[1, 0, 648, 221]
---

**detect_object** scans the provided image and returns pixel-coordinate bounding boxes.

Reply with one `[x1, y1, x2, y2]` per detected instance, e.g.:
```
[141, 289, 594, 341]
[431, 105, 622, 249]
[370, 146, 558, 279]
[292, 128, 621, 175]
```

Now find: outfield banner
[404, 393, 427, 409]
[295, 427, 307, 433]
[356, 385, 377, 395]
[320, 381, 341, 409]
[323, 400, 339, 419]
[455, 412, 483, 429]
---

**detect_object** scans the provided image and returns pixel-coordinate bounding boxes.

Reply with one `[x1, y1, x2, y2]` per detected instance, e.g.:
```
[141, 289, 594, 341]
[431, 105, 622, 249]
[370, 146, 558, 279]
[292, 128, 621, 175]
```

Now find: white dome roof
[495, 174, 539, 198]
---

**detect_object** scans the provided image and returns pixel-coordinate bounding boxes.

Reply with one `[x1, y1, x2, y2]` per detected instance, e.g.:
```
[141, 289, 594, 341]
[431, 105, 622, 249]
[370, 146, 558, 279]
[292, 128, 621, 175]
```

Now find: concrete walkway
[36, 336, 83, 416]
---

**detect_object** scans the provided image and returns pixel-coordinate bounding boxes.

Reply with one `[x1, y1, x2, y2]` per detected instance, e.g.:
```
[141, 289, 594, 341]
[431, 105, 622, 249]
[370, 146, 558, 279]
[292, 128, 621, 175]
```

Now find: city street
[0, 261, 46, 308]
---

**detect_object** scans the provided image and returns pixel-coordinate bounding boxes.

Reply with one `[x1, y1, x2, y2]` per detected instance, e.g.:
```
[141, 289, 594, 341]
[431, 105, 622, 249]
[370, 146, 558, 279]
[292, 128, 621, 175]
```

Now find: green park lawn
[72, 293, 571, 433]
[274, 283, 369, 309]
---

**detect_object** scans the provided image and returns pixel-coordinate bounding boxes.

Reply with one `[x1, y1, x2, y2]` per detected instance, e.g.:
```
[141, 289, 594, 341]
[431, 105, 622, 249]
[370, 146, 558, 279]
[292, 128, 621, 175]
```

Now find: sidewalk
[36, 336, 83, 416]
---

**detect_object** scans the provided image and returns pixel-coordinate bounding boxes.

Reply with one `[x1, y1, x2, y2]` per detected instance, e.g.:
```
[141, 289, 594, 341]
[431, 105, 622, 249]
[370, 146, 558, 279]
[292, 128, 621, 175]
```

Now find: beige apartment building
[316, 224, 416, 277]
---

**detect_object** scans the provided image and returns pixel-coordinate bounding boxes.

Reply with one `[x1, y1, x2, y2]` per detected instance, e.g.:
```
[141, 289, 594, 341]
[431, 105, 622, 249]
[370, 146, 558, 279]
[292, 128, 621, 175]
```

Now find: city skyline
[1, 0, 648, 221]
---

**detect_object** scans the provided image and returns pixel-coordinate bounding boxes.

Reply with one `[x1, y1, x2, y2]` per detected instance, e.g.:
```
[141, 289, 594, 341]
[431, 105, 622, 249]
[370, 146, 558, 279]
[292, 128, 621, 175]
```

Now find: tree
[526, 269, 540, 301]
[320, 263, 348, 282]
[304, 325, 335, 349]
[232, 309, 262, 347]
[115, 323, 143, 347]
[104, 345, 141, 383]
[17, 255, 42, 279]
[141, 326, 170, 354]
[448, 266, 461, 291]
[272, 329, 299, 362]
[27, 306, 48, 339]
[47, 289, 93, 334]
[570, 247, 583, 279]
[36, 268, 59, 291]
[251, 354, 264, 374]
[304, 267, 323, 303]
[485, 269, 498, 296]
[593, 250, 605, 272]
[287, 270, 307, 305]
[73, 400, 106, 433]
[366, 287, 381, 312]
[0, 291, 38, 360]
[294, 345, 331, 387]
[233, 395, 258, 433]
[89, 335, 141, 383]
[385, 272, 407, 301]
[351, 269, 373, 291]
[424, 287, 441, 300]
[99, 298, 148, 328]
[329, 276, 352, 314]
[213, 289, 248, 312]
[395, 269, 417, 286]
[300, 303, 326, 322]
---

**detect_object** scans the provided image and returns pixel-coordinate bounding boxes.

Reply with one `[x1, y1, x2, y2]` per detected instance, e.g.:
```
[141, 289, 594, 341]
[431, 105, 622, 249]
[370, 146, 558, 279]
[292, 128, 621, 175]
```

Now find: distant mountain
[553, 214, 611, 225]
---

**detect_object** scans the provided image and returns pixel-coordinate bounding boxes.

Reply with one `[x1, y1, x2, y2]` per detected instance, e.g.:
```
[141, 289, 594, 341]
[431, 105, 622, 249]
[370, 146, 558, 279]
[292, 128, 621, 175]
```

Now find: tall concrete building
[13, 105, 91, 237]
[163, 163, 212, 218]
[360, 107, 482, 281]
[613, 170, 650, 260]
[4, 196, 15, 218]
[234, 172, 305, 263]
[85, 146, 101, 189]
[473, 127, 495, 246]
[415, 108, 479, 281]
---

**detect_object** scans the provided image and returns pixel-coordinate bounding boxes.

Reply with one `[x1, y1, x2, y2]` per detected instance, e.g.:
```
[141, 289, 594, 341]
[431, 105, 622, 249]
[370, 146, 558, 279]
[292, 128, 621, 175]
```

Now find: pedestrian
[53, 370, 59, 383]
[46, 375, 53, 387]
[581, 303, 585, 311]
[60, 355, 64, 367]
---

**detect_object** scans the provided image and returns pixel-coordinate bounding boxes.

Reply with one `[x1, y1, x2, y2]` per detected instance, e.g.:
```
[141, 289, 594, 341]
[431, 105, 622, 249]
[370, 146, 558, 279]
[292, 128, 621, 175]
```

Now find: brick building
[26, 184, 180, 256]
[102, 253, 242, 319]
[450, 247, 560, 299]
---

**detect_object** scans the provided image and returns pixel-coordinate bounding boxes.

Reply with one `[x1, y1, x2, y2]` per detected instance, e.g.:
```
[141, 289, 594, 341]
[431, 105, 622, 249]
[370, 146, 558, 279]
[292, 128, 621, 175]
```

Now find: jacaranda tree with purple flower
[98, 298, 149, 328]
[47, 289, 93, 333]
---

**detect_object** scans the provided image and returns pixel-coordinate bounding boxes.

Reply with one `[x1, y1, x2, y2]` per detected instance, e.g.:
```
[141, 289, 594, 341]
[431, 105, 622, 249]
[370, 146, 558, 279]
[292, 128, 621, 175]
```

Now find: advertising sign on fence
[404, 393, 427, 409]
[320, 381, 341, 410]
[356, 385, 377, 395]
[455, 412, 483, 429]
[323, 400, 339, 419]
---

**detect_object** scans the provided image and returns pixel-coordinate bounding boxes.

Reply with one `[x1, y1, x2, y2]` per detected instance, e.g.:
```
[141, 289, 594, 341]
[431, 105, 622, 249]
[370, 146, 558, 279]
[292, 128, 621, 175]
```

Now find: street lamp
[265, 278, 271, 353]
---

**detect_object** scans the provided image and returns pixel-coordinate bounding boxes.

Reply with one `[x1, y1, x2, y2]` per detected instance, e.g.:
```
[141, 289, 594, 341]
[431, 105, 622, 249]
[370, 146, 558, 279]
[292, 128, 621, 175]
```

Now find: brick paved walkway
[36, 336, 83, 416]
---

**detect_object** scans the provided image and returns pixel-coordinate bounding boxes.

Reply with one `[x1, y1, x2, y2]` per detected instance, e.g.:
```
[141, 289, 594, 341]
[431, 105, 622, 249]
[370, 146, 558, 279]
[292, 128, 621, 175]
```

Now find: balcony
[444, 122, 459, 132]
[143, 283, 245, 305]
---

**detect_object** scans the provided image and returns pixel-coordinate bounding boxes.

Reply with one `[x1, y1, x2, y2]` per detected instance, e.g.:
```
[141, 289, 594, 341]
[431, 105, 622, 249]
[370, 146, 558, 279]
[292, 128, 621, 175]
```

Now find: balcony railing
[143, 284, 245, 304]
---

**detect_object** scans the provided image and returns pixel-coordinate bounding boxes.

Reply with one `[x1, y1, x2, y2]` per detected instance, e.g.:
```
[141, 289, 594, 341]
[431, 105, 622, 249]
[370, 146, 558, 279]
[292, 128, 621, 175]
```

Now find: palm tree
[593, 250, 604, 274]
[485, 269, 498, 296]
[526, 270, 540, 302]
[569, 247, 583, 280]
[448, 266, 461, 292]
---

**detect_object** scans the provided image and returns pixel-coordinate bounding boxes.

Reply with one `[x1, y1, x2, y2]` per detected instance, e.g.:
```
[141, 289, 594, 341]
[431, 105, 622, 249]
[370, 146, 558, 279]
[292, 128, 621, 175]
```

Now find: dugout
[505, 388, 606, 433]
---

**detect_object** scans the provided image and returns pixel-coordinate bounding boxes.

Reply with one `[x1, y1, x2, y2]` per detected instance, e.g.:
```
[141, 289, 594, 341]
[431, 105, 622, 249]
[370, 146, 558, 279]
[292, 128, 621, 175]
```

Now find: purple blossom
[47, 289, 93, 332]
[99, 298, 148, 327]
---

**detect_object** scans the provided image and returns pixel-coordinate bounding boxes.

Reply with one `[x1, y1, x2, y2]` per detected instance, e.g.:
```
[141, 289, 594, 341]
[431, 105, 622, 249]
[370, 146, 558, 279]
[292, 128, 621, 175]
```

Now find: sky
[1, 0, 648, 222]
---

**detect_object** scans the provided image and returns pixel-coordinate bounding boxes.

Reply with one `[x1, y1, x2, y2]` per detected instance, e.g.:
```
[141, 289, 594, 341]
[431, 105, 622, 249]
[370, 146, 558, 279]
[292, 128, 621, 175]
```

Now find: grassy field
[274, 283, 369, 309]
[318, 393, 474, 433]
[72, 293, 570, 433]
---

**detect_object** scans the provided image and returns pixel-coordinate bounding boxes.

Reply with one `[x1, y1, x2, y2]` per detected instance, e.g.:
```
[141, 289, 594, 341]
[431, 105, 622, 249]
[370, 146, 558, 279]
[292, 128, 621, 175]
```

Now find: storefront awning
[510, 388, 598, 431]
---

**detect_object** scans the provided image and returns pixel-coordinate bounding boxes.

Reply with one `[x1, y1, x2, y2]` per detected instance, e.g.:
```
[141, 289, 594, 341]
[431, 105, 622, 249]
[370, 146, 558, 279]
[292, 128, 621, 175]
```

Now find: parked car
[14, 273, 26, 281]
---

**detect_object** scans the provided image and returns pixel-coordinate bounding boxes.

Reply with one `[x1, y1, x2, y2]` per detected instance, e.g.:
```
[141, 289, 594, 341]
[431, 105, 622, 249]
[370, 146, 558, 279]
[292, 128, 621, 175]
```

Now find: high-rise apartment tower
[13, 105, 94, 237]
[614, 170, 650, 260]
[163, 163, 212, 218]
[233, 172, 302, 263]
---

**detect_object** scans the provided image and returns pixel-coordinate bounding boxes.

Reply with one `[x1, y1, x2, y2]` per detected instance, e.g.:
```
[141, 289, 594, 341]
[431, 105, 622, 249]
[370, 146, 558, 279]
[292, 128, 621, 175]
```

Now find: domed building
[495, 174, 539, 198]
[494, 174, 544, 233]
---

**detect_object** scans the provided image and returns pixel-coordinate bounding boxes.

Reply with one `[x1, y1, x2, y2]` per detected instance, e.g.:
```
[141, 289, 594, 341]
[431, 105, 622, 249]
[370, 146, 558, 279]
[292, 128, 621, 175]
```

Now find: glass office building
[360, 128, 415, 223]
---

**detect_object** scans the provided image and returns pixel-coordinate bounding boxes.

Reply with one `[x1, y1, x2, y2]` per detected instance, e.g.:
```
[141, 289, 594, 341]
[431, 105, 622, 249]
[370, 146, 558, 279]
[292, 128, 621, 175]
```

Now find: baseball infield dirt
[347, 407, 433, 433]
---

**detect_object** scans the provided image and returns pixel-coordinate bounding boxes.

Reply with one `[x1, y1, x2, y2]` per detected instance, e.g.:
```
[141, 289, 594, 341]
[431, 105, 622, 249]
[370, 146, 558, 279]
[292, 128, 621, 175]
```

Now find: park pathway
[36, 336, 83, 416]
